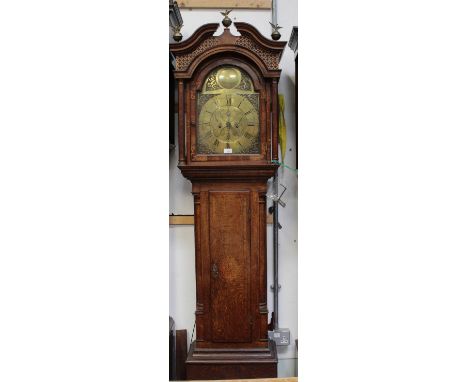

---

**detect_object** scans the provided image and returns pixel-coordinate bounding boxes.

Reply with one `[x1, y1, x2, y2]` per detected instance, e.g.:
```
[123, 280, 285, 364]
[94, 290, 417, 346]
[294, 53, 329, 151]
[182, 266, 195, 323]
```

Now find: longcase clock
[170, 16, 286, 380]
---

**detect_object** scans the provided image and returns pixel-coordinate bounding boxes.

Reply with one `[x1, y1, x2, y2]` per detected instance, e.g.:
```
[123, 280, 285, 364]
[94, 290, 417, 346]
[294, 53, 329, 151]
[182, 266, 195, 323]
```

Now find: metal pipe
[273, 172, 279, 330]
[272, 0, 278, 25]
[272, 0, 280, 326]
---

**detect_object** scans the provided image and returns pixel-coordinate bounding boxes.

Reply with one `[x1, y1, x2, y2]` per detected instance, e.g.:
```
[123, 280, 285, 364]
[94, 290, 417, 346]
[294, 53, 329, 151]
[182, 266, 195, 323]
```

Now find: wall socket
[268, 328, 290, 346]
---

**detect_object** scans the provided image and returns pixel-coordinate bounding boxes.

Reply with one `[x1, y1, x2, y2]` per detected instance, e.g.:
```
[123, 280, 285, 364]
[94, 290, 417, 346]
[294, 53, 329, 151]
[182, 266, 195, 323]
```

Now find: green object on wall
[278, 94, 287, 162]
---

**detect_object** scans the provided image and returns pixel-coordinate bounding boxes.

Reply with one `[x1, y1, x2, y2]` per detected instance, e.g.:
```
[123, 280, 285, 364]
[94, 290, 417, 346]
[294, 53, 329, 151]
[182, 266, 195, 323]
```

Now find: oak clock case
[170, 21, 286, 381]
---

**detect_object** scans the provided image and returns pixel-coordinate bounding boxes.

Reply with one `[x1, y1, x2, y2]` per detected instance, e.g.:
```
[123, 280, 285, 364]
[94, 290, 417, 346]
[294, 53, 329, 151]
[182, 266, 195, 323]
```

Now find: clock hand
[214, 113, 223, 128]
[225, 108, 233, 129]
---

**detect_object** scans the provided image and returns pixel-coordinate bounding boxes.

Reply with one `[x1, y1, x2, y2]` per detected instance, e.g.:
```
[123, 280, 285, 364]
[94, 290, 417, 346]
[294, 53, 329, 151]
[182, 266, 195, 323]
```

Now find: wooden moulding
[177, 163, 279, 182]
[186, 340, 277, 380]
[170, 214, 273, 225]
[178, 0, 271, 9]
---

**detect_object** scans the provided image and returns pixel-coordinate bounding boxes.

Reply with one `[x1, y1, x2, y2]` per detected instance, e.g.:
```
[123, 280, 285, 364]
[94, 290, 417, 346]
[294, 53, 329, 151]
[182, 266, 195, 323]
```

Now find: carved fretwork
[235, 36, 280, 70]
[170, 23, 285, 77]
[176, 36, 220, 71]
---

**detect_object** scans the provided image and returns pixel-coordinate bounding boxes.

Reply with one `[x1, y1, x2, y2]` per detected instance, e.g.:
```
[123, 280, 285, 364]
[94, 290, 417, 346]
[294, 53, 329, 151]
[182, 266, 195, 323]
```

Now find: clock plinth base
[186, 340, 278, 380]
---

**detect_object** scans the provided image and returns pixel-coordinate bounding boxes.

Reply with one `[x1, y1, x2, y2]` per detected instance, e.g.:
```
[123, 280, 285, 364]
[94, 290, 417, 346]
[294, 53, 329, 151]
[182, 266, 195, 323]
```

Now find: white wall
[169, 2, 298, 377]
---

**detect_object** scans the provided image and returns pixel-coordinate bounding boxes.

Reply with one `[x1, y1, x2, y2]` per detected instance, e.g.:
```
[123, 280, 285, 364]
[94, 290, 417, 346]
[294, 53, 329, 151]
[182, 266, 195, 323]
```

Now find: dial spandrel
[197, 66, 260, 155]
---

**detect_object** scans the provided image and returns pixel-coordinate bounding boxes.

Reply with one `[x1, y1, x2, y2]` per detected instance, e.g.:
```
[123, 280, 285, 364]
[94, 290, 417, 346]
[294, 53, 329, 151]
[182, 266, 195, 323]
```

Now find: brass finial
[221, 10, 232, 28]
[269, 21, 282, 40]
[171, 24, 183, 42]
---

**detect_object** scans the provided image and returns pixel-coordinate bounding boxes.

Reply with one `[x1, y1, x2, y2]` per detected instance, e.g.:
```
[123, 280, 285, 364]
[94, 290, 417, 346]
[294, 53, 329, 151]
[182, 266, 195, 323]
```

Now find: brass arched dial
[197, 66, 260, 155]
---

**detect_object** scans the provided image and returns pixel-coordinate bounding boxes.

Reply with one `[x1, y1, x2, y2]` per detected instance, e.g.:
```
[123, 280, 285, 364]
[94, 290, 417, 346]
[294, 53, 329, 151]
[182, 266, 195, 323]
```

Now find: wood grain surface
[209, 191, 251, 342]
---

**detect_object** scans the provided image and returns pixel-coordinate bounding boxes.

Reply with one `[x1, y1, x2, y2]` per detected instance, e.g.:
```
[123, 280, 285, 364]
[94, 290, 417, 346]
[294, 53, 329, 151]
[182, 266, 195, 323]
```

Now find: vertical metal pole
[272, 0, 278, 25]
[271, 0, 280, 327]
[273, 171, 279, 330]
